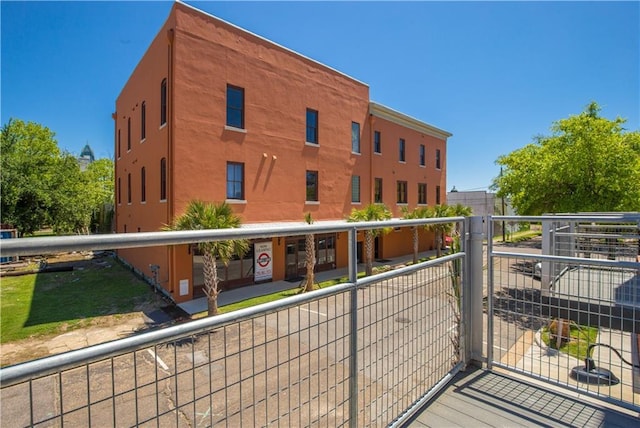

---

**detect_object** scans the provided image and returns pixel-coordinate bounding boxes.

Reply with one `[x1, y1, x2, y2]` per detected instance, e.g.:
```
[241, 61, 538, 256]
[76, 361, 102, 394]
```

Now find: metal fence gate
[487, 214, 640, 412]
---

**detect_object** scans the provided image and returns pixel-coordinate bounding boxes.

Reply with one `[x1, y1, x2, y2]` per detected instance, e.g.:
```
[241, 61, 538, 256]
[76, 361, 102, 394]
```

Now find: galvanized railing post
[466, 216, 484, 365]
[348, 226, 359, 427]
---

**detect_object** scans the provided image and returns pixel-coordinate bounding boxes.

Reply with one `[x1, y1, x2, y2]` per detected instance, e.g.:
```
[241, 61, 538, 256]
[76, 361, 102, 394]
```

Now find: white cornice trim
[369, 102, 452, 140]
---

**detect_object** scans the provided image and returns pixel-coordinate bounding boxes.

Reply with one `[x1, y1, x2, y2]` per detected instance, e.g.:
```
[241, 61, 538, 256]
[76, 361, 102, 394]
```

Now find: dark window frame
[419, 144, 425, 166]
[351, 122, 360, 153]
[374, 177, 383, 203]
[141, 167, 146, 203]
[436, 185, 441, 205]
[399, 138, 405, 162]
[306, 109, 318, 144]
[160, 157, 167, 200]
[226, 85, 245, 129]
[418, 183, 427, 204]
[226, 162, 245, 200]
[306, 170, 319, 202]
[351, 175, 361, 203]
[397, 180, 408, 204]
[160, 79, 167, 126]
[374, 130, 381, 154]
[127, 173, 132, 204]
[127, 117, 131, 151]
[141, 101, 146, 141]
[117, 129, 121, 158]
[436, 149, 441, 170]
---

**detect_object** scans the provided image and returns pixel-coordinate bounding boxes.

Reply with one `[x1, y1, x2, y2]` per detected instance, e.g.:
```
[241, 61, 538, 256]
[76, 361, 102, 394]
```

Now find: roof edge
[369, 102, 452, 140]
[175, 1, 369, 88]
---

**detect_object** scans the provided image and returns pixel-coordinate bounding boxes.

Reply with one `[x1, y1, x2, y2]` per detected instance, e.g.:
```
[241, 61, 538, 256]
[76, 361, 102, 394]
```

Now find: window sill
[141, 201, 146, 205]
[160, 199, 167, 203]
[305, 201, 319, 205]
[419, 164, 425, 168]
[305, 141, 319, 147]
[396, 202, 408, 206]
[399, 160, 406, 164]
[351, 151, 361, 156]
[417, 203, 427, 206]
[374, 152, 382, 156]
[226, 199, 247, 204]
[159, 123, 167, 130]
[225, 125, 247, 134]
[351, 201, 361, 205]
[140, 138, 146, 144]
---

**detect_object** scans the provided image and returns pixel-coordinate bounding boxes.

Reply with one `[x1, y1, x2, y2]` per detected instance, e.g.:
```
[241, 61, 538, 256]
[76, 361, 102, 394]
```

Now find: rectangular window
[306, 109, 318, 144]
[226, 85, 244, 129]
[374, 177, 383, 203]
[436, 149, 441, 169]
[419, 144, 425, 166]
[226, 162, 244, 200]
[374, 131, 381, 154]
[160, 157, 167, 200]
[127, 173, 132, 204]
[127, 117, 131, 151]
[351, 122, 360, 153]
[399, 138, 405, 162]
[436, 185, 441, 204]
[117, 177, 121, 204]
[306, 170, 318, 201]
[418, 183, 427, 204]
[117, 129, 121, 158]
[141, 167, 146, 203]
[141, 101, 146, 140]
[351, 175, 360, 203]
[160, 79, 167, 126]
[397, 180, 408, 204]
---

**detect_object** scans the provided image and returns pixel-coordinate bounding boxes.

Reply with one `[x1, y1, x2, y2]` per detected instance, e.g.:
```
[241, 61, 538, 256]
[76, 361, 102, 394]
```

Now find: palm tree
[426, 204, 453, 258]
[347, 204, 392, 276]
[301, 212, 316, 292]
[449, 203, 472, 238]
[165, 200, 249, 316]
[401, 206, 430, 264]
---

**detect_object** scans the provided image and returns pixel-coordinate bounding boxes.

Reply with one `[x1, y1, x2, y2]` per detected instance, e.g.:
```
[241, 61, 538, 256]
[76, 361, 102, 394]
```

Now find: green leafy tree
[84, 158, 115, 232]
[347, 204, 392, 276]
[165, 200, 249, 316]
[448, 203, 472, 237]
[1, 119, 61, 236]
[301, 212, 316, 292]
[493, 102, 640, 214]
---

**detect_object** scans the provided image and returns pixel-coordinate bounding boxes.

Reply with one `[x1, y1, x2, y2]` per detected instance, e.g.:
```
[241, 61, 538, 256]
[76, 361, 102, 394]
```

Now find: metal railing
[1, 217, 472, 427]
[487, 214, 640, 412]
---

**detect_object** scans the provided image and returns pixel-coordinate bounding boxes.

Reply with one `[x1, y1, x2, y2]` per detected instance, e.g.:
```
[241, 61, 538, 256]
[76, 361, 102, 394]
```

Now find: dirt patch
[0, 252, 182, 367]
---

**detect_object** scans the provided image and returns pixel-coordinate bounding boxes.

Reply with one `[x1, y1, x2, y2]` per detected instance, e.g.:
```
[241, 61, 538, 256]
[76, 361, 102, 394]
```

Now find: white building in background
[447, 187, 513, 237]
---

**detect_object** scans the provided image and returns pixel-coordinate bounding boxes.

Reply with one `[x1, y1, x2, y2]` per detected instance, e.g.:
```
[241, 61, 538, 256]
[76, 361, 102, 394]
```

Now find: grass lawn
[541, 322, 599, 361]
[1, 257, 159, 343]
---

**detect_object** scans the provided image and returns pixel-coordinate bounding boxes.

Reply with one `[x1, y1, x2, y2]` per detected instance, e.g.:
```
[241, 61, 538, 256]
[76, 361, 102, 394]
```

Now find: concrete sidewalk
[178, 249, 438, 315]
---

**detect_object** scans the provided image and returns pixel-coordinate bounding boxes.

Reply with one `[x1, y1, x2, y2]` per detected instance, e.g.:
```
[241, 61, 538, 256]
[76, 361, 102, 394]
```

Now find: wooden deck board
[404, 368, 639, 427]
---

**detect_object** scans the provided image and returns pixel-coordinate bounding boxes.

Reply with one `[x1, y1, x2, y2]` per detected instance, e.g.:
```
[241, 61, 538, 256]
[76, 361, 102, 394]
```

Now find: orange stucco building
[114, 2, 451, 303]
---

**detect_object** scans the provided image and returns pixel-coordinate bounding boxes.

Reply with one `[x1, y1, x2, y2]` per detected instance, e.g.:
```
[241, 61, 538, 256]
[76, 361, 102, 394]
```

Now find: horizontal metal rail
[491, 251, 640, 270]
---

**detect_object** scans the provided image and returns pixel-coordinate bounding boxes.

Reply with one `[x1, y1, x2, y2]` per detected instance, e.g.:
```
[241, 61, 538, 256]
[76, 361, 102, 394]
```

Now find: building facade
[114, 2, 451, 303]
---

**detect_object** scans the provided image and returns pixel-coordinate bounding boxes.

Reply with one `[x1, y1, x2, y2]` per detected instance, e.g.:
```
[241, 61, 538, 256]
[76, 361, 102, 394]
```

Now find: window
[226, 162, 244, 200]
[306, 170, 318, 201]
[418, 183, 427, 204]
[374, 131, 381, 154]
[127, 173, 132, 204]
[141, 101, 146, 140]
[306, 109, 318, 144]
[436, 185, 441, 205]
[351, 175, 360, 203]
[374, 177, 383, 203]
[117, 129, 121, 158]
[160, 157, 167, 200]
[351, 122, 360, 153]
[397, 181, 408, 204]
[141, 167, 146, 203]
[399, 138, 405, 162]
[127, 117, 131, 151]
[160, 79, 167, 126]
[117, 177, 121, 204]
[419, 144, 425, 166]
[436, 149, 441, 169]
[226, 85, 244, 129]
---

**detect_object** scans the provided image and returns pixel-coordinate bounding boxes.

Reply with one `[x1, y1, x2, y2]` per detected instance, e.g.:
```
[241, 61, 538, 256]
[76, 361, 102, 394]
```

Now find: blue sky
[2, 1, 638, 192]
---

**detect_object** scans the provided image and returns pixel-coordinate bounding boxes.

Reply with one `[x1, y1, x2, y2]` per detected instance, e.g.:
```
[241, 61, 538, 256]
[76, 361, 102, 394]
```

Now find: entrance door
[285, 242, 299, 280]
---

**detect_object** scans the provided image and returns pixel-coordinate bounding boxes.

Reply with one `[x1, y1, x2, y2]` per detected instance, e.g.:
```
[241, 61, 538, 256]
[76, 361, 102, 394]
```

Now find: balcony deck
[407, 367, 639, 427]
